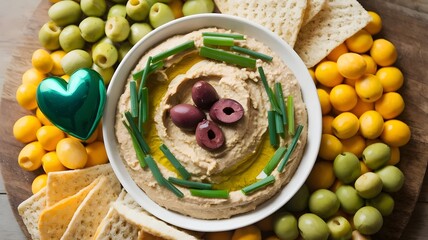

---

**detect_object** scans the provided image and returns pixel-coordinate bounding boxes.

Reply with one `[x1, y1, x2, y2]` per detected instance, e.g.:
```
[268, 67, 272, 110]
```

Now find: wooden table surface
[0, 0, 427, 239]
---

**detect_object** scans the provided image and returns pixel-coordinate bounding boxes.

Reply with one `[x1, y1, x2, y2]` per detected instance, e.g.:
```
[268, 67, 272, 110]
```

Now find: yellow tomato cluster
[308, 11, 410, 191]
[14, 48, 108, 194]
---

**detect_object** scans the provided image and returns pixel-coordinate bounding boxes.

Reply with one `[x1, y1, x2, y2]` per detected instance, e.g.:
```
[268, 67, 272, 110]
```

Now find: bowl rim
[103, 13, 322, 232]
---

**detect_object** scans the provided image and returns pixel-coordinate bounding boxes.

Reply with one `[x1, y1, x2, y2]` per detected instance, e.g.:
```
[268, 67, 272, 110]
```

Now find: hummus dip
[115, 28, 308, 219]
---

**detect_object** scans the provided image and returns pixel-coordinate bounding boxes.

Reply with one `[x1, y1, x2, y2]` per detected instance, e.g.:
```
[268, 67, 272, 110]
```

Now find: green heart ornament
[36, 68, 106, 140]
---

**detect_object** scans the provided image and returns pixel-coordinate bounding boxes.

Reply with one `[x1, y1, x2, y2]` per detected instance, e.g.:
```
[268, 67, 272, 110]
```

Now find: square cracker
[294, 0, 371, 67]
[214, 0, 308, 47]
[46, 163, 114, 207]
[302, 0, 327, 26]
[18, 187, 47, 240]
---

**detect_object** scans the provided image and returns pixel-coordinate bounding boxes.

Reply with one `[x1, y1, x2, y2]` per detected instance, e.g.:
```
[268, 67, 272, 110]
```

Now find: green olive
[117, 41, 132, 62]
[273, 212, 299, 240]
[61, 49, 93, 75]
[129, 23, 153, 45]
[80, 0, 107, 17]
[375, 165, 404, 193]
[59, 25, 85, 52]
[38, 21, 61, 50]
[48, 1, 82, 27]
[333, 152, 361, 184]
[335, 185, 364, 214]
[353, 206, 383, 235]
[149, 3, 175, 29]
[182, 0, 215, 16]
[79, 17, 105, 43]
[362, 142, 391, 170]
[92, 64, 114, 86]
[92, 42, 118, 69]
[283, 184, 309, 212]
[354, 172, 383, 199]
[108, 4, 127, 18]
[366, 192, 395, 216]
[126, 0, 150, 21]
[326, 216, 352, 240]
[105, 16, 130, 42]
[308, 189, 340, 219]
[298, 213, 329, 240]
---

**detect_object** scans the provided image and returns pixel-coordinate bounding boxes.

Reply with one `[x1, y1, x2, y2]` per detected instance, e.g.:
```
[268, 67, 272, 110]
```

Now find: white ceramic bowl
[103, 13, 322, 232]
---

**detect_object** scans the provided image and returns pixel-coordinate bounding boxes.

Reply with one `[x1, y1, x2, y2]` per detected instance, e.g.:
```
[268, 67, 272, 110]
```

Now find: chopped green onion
[199, 46, 256, 69]
[203, 36, 235, 46]
[160, 144, 191, 180]
[132, 60, 164, 81]
[162, 177, 184, 198]
[202, 32, 245, 40]
[189, 189, 229, 199]
[130, 80, 138, 118]
[278, 125, 304, 172]
[241, 175, 275, 195]
[140, 87, 149, 124]
[122, 121, 146, 168]
[257, 67, 281, 113]
[144, 155, 164, 185]
[151, 40, 195, 63]
[231, 46, 273, 62]
[139, 56, 153, 91]
[268, 110, 278, 148]
[124, 111, 150, 154]
[275, 112, 284, 135]
[287, 96, 295, 136]
[168, 177, 212, 190]
[274, 82, 287, 126]
[263, 146, 287, 176]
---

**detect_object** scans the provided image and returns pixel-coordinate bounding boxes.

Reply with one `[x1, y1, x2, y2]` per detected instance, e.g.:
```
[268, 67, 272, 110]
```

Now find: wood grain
[0, 0, 427, 239]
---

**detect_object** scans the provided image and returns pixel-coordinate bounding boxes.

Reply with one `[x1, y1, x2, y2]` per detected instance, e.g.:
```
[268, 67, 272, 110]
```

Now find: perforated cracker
[18, 187, 47, 240]
[302, 0, 327, 26]
[93, 206, 140, 240]
[214, 0, 308, 47]
[294, 0, 371, 67]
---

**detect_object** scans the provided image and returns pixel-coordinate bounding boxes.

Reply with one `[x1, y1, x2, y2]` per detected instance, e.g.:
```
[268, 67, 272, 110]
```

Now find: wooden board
[0, 0, 427, 239]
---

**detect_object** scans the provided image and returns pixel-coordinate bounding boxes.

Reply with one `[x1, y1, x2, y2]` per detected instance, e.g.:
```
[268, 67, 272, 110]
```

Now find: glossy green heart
[36, 68, 106, 140]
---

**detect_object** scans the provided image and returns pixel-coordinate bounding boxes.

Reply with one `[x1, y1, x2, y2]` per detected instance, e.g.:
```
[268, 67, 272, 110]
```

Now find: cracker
[38, 178, 100, 240]
[214, 0, 308, 47]
[302, 0, 327, 26]
[46, 163, 114, 206]
[294, 0, 371, 67]
[61, 174, 122, 240]
[17, 187, 47, 240]
[93, 206, 141, 240]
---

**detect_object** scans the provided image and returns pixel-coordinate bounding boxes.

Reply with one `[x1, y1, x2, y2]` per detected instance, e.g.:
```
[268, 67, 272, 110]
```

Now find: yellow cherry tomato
[329, 179, 344, 192]
[13, 115, 42, 143]
[376, 67, 404, 92]
[308, 68, 317, 84]
[359, 110, 384, 139]
[18, 141, 46, 171]
[22, 68, 46, 86]
[16, 83, 38, 110]
[319, 134, 343, 161]
[36, 108, 53, 126]
[85, 141, 109, 167]
[169, 0, 184, 18]
[315, 61, 344, 87]
[361, 54, 378, 75]
[317, 88, 331, 115]
[231, 225, 261, 240]
[306, 160, 336, 191]
[56, 138, 88, 169]
[32, 49, 53, 74]
[341, 134, 366, 158]
[365, 138, 382, 147]
[365, 11, 382, 35]
[31, 174, 48, 194]
[327, 43, 349, 62]
[332, 112, 360, 139]
[345, 29, 373, 53]
[360, 161, 371, 174]
[370, 39, 397, 67]
[337, 53, 367, 79]
[380, 120, 411, 147]
[322, 115, 334, 135]
[50, 50, 66, 76]
[204, 231, 233, 240]
[36, 125, 66, 151]
[42, 151, 67, 173]
[343, 77, 357, 87]
[375, 92, 405, 119]
[329, 84, 358, 112]
[350, 97, 374, 118]
[387, 147, 400, 165]
[355, 74, 383, 103]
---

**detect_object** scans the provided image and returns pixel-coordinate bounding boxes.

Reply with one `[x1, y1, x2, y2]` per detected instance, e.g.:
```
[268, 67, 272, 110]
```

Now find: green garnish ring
[190, 189, 229, 199]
